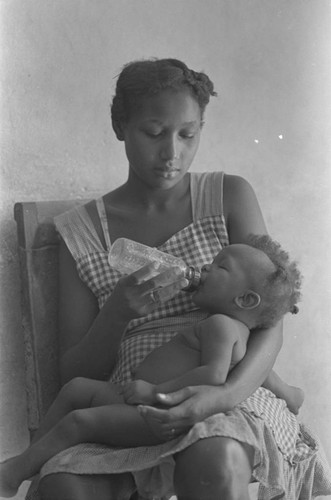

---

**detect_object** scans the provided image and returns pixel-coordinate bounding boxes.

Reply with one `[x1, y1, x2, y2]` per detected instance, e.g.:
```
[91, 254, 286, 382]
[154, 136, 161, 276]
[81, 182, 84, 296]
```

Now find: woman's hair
[246, 234, 302, 329]
[111, 58, 217, 130]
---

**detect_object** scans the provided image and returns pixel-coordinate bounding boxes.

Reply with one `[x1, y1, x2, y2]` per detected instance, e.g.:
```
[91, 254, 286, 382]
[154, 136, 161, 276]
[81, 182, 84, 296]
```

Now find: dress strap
[95, 198, 112, 250]
[54, 204, 105, 259]
[191, 171, 224, 221]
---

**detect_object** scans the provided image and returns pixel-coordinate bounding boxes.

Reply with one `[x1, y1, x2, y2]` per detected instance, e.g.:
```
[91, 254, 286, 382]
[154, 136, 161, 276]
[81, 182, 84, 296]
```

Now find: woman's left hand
[138, 385, 232, 439]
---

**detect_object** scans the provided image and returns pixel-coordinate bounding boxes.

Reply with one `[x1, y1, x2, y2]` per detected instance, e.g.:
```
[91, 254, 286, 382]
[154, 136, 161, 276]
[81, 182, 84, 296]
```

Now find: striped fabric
[26, 171, 331, 500]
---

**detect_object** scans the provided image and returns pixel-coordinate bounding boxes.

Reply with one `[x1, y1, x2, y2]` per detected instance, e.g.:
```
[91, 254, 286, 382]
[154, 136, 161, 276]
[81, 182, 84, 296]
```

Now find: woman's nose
[160, 135, 179, 162]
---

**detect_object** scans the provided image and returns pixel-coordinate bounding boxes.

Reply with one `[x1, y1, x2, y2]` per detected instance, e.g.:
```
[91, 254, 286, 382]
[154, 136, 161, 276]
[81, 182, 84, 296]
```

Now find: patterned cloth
[241, 387, 300, 458]
[26, 171, 331, 500]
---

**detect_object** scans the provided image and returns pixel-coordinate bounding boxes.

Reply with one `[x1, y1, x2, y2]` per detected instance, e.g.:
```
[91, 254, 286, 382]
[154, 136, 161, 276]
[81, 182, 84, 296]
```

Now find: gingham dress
[26, 171, 331, 500]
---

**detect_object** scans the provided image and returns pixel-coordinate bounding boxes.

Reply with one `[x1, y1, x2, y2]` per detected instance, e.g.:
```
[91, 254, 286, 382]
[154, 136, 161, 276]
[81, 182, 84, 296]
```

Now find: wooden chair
[14, 199, 259, 500]
[14, 200, 87, 434]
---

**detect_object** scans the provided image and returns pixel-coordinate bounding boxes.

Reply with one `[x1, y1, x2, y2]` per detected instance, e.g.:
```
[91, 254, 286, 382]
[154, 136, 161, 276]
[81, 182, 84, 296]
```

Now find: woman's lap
[27, 401, 331, 500]
[36, 436, 253, 500]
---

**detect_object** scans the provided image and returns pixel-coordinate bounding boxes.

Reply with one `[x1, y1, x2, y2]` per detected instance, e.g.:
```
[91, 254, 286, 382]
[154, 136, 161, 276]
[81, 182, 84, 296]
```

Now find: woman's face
[121, 89, 203, 189]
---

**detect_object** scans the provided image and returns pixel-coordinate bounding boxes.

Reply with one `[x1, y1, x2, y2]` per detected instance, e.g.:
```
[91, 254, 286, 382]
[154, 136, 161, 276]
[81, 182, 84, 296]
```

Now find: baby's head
[110, 58, 216, 134]
[193, 235, 302, 329]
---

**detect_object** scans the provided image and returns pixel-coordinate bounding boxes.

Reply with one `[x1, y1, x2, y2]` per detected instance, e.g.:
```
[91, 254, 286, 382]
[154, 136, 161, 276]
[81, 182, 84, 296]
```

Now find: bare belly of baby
[133, 332, 200, 385]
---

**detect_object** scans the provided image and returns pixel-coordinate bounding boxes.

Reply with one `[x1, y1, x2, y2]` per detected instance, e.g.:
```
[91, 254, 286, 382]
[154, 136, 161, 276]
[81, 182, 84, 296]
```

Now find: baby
[0, 234, 302, 497]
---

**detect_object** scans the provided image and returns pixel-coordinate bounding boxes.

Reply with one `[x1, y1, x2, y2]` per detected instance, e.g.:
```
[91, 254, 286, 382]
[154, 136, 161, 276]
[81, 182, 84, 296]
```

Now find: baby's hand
[122, 380, 157, 405]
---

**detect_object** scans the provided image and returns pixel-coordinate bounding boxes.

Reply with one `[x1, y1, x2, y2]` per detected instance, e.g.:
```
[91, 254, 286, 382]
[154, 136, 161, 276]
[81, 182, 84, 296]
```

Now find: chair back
[14, 200, 87, 433]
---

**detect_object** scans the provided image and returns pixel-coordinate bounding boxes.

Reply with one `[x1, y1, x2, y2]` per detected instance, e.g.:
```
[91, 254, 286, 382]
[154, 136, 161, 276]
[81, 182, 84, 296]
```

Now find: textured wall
[1, 0, 330, 475]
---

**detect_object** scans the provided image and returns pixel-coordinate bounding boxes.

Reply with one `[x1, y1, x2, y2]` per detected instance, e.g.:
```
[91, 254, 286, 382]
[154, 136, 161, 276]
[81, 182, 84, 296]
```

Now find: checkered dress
[27, 171, 331, 500]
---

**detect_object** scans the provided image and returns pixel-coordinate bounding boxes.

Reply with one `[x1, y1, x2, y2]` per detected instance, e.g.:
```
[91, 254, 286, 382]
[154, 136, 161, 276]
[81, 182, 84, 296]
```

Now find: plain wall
[1, 0, 330, 485]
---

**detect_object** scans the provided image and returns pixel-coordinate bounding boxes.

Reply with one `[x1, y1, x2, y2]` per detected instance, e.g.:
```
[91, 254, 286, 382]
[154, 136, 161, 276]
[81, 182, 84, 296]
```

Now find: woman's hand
[137, 323, 283, 440]
[137, 385, 232, 439]
[58, 242, 188, 383]
[108, 263, 188, 321]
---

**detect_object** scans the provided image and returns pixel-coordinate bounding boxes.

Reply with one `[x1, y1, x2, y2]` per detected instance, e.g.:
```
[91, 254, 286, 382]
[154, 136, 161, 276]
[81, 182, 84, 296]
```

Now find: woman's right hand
[58, 243, 186, 382]
[108, 263, 189, 321]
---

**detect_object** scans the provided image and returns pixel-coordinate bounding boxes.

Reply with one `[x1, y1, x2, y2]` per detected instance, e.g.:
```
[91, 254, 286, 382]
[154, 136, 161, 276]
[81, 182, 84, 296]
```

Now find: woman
[28, 58, 331, 500]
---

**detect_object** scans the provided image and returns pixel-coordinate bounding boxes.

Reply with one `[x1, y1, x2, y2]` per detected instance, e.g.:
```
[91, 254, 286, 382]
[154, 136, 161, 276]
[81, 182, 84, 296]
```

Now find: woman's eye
[180, 133, 195, 139]
[144, 130, 161, 138]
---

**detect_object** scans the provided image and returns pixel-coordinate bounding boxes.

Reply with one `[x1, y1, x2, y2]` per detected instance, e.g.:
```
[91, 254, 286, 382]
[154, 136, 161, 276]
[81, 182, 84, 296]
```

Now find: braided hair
[111, 58, 217, 131]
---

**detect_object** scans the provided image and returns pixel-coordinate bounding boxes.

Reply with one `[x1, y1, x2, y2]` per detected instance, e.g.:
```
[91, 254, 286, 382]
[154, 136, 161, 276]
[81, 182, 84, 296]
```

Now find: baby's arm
[263, 370, 304, 414]
[156, 315, 247, 395]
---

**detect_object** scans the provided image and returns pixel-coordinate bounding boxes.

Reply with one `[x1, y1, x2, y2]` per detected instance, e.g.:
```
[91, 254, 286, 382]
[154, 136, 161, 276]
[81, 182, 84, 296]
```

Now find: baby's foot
[286, 386, 305, 415]
[0, 458, 20, 498]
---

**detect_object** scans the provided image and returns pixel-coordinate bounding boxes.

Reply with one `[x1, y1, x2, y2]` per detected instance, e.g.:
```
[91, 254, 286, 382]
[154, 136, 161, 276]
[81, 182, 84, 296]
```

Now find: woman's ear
[112, 119, 125, 141]
[234, 290, 261, 310]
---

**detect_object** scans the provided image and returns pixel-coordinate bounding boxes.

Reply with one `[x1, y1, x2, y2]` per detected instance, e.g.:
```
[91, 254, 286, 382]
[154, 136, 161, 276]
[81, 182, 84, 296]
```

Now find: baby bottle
[108, 238, 201, 292]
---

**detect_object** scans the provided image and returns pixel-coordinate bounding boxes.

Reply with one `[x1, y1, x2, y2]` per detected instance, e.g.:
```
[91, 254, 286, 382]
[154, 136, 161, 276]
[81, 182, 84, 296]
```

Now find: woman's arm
[156, 315, 244, 393]
[219, 173, 282, 403]
[58, 240, 186, 384]
[221, 322, 283, 408]
[58, 240, 129, 384]
[223, 174, 267, 242]
[123, 315, 243, 405]
[138, 174, 284, 435]
[138, 322, 282, 436]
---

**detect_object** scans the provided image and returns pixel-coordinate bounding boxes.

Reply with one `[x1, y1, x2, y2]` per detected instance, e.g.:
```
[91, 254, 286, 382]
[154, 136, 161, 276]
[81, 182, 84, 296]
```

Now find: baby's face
[192, 244, 273, 315]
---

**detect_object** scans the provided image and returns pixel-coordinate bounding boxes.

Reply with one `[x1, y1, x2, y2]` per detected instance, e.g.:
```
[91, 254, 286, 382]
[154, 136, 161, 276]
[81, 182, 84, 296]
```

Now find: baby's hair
[246, 234, 302, 328]
[111, 58, 217, 129]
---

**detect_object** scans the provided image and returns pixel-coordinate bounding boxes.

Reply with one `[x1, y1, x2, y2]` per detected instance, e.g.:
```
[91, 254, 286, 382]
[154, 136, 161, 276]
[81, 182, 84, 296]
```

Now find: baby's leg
[0, 404, 160, 497]
[263, 370, 304, 414]
[32, 377, 123, 443]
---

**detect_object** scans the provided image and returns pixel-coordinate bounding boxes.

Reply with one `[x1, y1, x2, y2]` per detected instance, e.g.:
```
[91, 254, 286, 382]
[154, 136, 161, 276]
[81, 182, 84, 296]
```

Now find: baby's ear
[112, 119, 125, 141]
[234, 290, 261, 310]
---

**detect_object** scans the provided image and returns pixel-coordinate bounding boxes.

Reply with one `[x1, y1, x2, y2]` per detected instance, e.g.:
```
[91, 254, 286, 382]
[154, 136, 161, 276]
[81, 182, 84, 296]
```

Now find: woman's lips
[155, 167, 180, 178]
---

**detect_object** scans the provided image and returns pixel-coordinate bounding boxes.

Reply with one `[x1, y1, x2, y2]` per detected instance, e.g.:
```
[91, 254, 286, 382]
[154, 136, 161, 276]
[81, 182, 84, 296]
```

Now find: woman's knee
[174, 437, 253, 500]
[39, 473, 90, 500]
